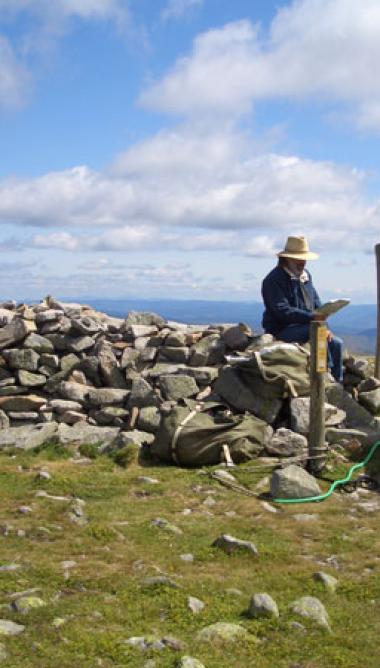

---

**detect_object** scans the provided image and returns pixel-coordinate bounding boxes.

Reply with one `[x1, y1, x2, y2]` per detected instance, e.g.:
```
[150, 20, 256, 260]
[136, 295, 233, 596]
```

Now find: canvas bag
[151, 399, 270, 467]
[227, 342, 312, 400]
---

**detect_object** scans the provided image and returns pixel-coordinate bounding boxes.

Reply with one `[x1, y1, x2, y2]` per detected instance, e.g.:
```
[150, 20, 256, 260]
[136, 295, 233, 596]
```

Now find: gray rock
[134, 336, 150, 350]
[313, 571, 338, 593]
[165, 331, 187, 347]
[140, 347, 157, 363]
[56, 423, 119, 447]
[177, 657, 205, 668]
[0, 619, 25, 636]
[159, 374, 199, 401]
[358, 377, 380, 393]
[59, 411, 87, 425]
[17, 370, 46, 387]
[70, 316, 103, 335]
[0, 317, 36, 350]
[0, 422, 58, 450]
[128, 324, 159, 338]
[190, 334, 226, 366]
[180, 553, 194, 562]
[124, 311, 166, 328]
[0, 563, 21, 572]
[24, 332, 54, 353]
[187, 596, 205, 614]
[0, 385, 27, 397]
[12, 596, 46, 614]
[290, 398, 346, 434]
[247, 592, 279, 619]
[266, 428, 307, 457]
[359, 388, 380, 414]
[196, 622, 251, 644]
[182, 366, 219, 385]
[50, 399, 82, 414]
[87, 387, 129, 407]
[120, 347, 141, 369]
[159, 346, 190, 363]
[9, 411, 39, 421]
[0, 394, 46, 412]
[214, 366, 282, 424]
[326, 384, 376, 428]
[96, 340, 126, 389]
[67, 335, 95, 353]
[270, 465, 321, 500]
[212, 534, 258, 556]
[111, 430, 154, 448]
[35, 309, 63, 323]
[141, 576, 180, 589]
[58, 381, 89, 404]
[146, 362, 185, 379]
[60, 353, 80, 374]
[345, 356, 372, 380]
[151, 517, 183, 535]
[222, 325, 250, 351]
[5, 348, 40, 371]
[128, 377, 158, 408]
[325, 427, 369, 445]
[290, 596, 331, 630]
[137, 406, 161, 433]
[93, 406, 128, 425]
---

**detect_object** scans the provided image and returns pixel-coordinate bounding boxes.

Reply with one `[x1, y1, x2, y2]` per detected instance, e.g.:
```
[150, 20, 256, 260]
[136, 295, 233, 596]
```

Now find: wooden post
[308, 321, 327, 475]
[375, 244, 380, 379]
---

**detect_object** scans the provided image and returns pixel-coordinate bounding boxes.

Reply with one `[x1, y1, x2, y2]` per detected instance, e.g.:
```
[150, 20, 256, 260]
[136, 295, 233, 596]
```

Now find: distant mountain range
[81, 298, 378, 355]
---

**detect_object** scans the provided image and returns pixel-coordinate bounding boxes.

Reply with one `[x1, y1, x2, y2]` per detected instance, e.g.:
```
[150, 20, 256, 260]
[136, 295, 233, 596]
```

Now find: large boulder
[270, 464, 321, 500]
[5, 349, 40, 371]
[326, 384, 377, 428]
[214, 366, 282, 424]
[0, 422, 58, 450]
[159, 374, 199, 401]
[0, 318, 36, 350]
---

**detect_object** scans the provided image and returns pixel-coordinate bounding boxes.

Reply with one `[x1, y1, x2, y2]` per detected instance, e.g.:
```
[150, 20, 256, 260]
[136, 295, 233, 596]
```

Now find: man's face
[285, 258, 306, 277]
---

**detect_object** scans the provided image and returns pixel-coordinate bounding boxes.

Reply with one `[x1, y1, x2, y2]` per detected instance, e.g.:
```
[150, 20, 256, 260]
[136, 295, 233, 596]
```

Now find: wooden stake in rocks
[375, 243, 380, 379]
[308, 320, 327, 475]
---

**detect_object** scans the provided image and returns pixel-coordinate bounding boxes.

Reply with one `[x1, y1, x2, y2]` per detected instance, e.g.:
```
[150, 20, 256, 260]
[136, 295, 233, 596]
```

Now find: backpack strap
[171, 403, 202, 465]
[254, 351, 299, 398]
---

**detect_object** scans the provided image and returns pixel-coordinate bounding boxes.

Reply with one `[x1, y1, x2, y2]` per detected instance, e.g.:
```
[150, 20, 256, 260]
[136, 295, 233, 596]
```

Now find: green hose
[273, 440, 380, 504]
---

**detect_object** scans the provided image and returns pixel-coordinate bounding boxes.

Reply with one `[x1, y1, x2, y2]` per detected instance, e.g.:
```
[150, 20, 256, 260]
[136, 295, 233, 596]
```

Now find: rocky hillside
[0, 296, 379, 473]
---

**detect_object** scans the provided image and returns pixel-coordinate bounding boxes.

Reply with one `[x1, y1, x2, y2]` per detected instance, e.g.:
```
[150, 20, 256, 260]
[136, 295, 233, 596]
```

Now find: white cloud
[162, 0, 203, 21]
[245, 235, 278, 258]
[0, 0, 129, 108]
[0, 0, 127, 22]
[0, 36, 30, 108]
[140, 0, 380, 130]
[1, 127, 379, 256]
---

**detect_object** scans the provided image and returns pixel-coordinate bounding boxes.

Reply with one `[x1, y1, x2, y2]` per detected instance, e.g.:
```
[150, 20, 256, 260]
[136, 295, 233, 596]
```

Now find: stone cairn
[0, 296, 378, 458]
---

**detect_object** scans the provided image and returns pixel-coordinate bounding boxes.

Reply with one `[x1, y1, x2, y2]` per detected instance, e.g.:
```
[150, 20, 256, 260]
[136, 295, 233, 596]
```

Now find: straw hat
[277, 236, 318, 260]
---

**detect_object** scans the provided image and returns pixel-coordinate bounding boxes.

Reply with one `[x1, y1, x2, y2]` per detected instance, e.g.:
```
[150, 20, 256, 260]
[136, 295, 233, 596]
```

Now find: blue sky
[1, 0, 380, 303]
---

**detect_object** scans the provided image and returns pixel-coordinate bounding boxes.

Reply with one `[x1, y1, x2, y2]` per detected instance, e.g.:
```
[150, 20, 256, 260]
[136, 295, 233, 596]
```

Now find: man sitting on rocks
[261, 235, 343, 383]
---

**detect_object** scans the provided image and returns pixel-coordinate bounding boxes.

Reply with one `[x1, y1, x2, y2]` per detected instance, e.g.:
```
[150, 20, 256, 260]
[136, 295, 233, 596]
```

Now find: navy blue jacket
[261, 265, 321, 336]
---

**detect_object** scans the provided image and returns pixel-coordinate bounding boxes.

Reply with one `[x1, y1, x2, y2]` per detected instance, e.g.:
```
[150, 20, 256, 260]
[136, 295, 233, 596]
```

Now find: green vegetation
[0, 446, 379, 667]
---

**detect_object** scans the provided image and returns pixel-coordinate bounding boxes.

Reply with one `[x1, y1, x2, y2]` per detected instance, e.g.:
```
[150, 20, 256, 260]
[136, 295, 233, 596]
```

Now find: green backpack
[235, 342, 312, 399]
[151, 399, 271, 467]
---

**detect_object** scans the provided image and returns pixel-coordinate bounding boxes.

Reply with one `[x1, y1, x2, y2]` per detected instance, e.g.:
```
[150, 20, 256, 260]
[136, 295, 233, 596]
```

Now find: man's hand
[312, 313, 326, 322]
[326, 329, 333, 342]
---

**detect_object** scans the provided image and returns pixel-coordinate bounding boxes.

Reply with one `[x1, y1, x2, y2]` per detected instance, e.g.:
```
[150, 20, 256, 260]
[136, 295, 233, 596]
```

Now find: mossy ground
[0, 444, 379, 667]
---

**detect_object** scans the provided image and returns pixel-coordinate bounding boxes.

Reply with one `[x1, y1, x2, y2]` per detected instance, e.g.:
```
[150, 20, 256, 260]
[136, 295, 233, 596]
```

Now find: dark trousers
[277, 323, 344, 383]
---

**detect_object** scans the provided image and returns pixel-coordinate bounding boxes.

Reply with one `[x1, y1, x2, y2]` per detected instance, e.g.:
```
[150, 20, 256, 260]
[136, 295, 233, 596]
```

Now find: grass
[0, 445, 379, 667]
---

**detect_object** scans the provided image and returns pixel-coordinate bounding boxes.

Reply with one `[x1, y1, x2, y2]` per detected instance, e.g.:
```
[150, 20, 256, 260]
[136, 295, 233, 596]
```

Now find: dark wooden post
[308, 321, 327, 474]
[375, 244, 380, 379]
